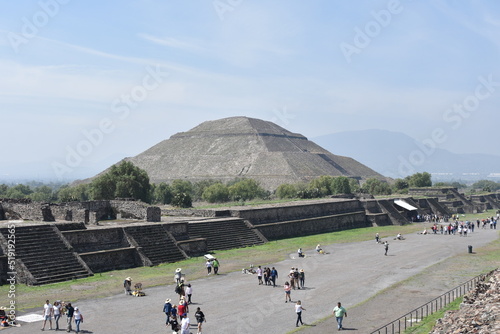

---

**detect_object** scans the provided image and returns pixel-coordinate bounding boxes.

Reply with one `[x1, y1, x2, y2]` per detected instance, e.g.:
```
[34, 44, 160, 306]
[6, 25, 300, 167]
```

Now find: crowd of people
[162, 267, 206, 334]
[40, 299, 82, 333]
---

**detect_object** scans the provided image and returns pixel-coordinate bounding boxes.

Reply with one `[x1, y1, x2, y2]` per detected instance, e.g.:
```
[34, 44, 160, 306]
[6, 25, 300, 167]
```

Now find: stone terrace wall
[230, 199, 364, 225]
[110, 200, 161, 222]
[256, 211, 368, 240]
[0, 202, 54, 221]
[63, 228, 130, 253]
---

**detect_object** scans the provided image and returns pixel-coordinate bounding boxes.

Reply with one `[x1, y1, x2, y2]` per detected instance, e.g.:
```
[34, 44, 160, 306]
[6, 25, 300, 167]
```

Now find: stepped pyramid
[124, 116, 385, 190]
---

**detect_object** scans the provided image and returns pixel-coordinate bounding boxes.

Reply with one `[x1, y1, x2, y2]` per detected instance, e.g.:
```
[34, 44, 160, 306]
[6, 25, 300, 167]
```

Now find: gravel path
[9, 227, 499, 334]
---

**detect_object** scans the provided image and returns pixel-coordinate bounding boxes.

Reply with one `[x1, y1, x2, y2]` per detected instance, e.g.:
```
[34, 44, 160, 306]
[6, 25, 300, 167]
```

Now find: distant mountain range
[313, 129, 500, 182]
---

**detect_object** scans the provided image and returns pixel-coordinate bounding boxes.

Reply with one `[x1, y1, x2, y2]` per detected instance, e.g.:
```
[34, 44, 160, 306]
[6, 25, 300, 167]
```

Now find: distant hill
[313, 129, 500, 182]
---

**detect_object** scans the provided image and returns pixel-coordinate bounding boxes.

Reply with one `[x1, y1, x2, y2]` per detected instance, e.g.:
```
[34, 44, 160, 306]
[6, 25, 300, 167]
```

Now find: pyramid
[122, 116, 385, 191]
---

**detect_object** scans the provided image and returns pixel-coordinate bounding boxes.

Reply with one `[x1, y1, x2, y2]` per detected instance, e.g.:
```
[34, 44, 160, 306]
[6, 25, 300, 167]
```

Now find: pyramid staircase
[377, 199, 410, 225]
[124, 225, 186, 265]
[187, 218, 265, 251]
[0, 225, 93, 285]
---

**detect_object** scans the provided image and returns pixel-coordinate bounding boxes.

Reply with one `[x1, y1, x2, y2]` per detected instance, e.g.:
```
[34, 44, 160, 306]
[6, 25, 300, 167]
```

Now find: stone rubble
[429, 269, 500, 334]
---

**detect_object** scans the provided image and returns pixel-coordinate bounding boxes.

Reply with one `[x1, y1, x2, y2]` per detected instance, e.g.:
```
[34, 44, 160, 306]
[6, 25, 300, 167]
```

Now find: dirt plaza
[7, 226, 499, 334]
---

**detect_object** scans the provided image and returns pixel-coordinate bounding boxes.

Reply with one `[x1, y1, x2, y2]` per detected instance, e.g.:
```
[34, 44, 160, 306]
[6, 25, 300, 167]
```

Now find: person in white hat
[163, 298, 173, 326]
[124, 277, 132, 295]
[74, 307, 83, 334]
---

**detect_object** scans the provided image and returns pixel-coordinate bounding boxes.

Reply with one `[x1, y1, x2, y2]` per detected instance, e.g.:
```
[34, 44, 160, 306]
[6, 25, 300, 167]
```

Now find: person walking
[333, 302, 347, 330]
[41, 300, 53, 331]
[383, 241, 389, 256]
[205, 260, 212, 275]
[53, 300, 62, 331]
[295, 300, 306, 327]
[65, 302, 74, 333]
[375, 233, 380, 243]
[194, 307, 206, 334]
[180, 314, 190, 334]
[74, 307, 83, 334]
[284, 281, 292, 303]
[163, 298, 172, 327]
[185, 284, 193, 304]
[212, 258, 220, 274]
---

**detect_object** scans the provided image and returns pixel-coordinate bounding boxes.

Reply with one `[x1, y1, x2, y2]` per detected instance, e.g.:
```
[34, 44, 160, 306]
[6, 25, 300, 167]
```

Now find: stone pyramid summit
[124, 116, 385, 190]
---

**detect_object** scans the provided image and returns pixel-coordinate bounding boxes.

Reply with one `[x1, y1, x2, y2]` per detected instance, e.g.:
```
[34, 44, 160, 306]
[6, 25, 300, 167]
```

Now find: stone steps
[124, 225, 186, 266]
[187, 219, 264, 251]
[0, 225, 92, 285]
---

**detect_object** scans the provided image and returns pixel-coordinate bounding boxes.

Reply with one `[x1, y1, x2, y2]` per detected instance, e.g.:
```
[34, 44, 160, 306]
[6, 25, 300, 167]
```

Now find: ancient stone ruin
[102, 116, 388, 191]
[430, 268, 500, 334]
[0, 190, 498, 286]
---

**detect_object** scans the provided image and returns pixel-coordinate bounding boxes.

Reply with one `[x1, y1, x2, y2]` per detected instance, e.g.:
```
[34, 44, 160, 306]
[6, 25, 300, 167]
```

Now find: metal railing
[370, 269, 495, 334]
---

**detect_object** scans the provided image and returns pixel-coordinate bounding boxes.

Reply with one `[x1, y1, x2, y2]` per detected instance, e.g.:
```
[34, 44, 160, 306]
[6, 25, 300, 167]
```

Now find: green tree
[57, 184, 90, 202]
[89, 161, 151, 202]
[276, 184, 298, 199]
[202, 183, 230, 203]
[171, 180, 193, 197]
[171, 192, 192, 208]
[0, 184, 9, 197]
[362, 178, 392, 195]
[406, 172, 432, 188]
[307, 175, 334, 197]
[193, 180, 220, 201]
[228, 179, 266, 201]
[393, 178, 409, 192]
[152, 183, 173, 204]
[331, 176, 352, 194]
[471, 180, 500, 192]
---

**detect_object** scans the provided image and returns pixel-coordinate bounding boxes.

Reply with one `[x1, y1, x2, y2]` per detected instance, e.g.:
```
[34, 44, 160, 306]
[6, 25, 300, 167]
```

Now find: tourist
[316, 244, 322, 253]
[185, 284, 193, 304]
[123, 277, 132, 295]
[298, 247, 304, 257]
[212, 258, 220, 274]
[205, 260, 212, 275]
[295, 300, 306, 327]
[383, 241, 389, 256]
[41, 299, 53, 331]
[375, 233, 380, 243]
[175, 268, 182, 284]
[169, 316, 180, 333]
[333, 302, 347, 330]
[256, 265, 263, 285]
[53, 300, 62, 331]
[270, 267, 278, 287]
[263, 267, 269, 285]
[180, 313, 190, 334]
[175, 282, 185, 299]
[284, 281, 292, 303]
[65, 302, 74, 332]
[163, 298, 173, 327]
[293, 268, 300, 289]
[194, 307, 206, 334]
[177, 298, 187, 318]
[74, 307, 83, 334]
[288, 269, 295, 290]
[299, 269, 305, 289]
[171, 305, 178, 320]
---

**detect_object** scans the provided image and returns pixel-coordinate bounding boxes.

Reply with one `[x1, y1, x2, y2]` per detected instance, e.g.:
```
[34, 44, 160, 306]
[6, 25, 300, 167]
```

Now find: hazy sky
[1, 0, 500, 181]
